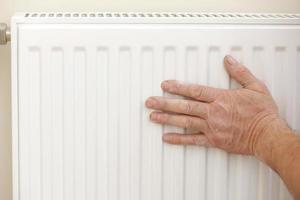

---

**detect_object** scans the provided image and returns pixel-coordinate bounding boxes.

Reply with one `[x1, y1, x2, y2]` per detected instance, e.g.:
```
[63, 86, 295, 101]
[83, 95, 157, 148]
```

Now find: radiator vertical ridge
[252, 46, 268, 200]
[206, 46, 229, 200]
[40, 46, 53, 200]
[267, 46, 279, 200]
[39, 48, 43, 200]
[227, 46, 243, 200]
[28, 47, 41, 200]
[177, 46, 186, 200]
[244, 46, 259, 200]
[63, 47, 75, 200]
[96, 47, 109, 200]
[184, 46, 206, 200]
[278, 47, 295, 200]
[141, 46, 162, 200]
[257, 46, 275, 200]
[163, 46, 185, 200]
[86, 47, 98, 200]
[153, 47, 164, 200]
[272, 46, 288, 200]
[73, 47, 87, 200]
[107, 46, 119, 200]
[119, 47, 132, 200]
[129, 46, 141, 200]
[50, 47, 64, 200]
[198, 45, 208, 200]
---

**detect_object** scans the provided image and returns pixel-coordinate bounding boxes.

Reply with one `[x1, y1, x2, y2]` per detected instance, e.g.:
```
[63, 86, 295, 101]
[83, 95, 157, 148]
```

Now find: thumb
[224, 55, 268, 94]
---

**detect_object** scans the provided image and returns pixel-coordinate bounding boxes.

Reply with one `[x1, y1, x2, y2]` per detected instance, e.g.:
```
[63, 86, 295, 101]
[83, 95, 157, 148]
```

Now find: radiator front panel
[15, 23, 300, 200]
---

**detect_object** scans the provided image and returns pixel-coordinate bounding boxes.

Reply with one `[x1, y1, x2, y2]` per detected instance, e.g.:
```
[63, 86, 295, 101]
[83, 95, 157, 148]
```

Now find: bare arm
[255, 119, 300, 198]
[145, 55, 300, 199]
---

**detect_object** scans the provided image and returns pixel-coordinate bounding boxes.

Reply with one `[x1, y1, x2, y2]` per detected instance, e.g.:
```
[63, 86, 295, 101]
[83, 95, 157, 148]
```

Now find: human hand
[145, 55, 281, 155]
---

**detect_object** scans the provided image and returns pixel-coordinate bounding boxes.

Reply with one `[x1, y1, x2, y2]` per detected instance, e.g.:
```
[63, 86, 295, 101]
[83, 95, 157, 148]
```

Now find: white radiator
[11, 12, 300, 200]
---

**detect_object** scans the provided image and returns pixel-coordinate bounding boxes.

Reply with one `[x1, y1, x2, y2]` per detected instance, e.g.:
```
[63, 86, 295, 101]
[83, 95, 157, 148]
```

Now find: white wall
[0, 1, 300, 200]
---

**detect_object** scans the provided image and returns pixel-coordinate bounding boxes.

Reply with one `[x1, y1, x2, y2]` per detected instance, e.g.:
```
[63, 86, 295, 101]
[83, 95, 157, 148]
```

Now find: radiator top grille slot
[23, 12, 300, 19]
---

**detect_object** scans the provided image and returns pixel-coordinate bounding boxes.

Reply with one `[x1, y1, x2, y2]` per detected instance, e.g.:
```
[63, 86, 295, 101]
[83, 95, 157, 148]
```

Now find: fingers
[150, 111, 208, 131]
[163, 133, 211, 146]
[224, 55, 270, 94]
[145, 96, 209, 119]
[161, 80, 221, 102]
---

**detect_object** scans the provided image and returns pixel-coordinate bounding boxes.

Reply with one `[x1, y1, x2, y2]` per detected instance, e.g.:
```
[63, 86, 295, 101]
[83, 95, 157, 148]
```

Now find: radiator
[11, 12, 300, 200]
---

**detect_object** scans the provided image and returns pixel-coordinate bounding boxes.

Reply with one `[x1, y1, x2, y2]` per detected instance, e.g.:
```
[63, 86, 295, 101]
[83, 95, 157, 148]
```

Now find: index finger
[161, 80, 222, 102]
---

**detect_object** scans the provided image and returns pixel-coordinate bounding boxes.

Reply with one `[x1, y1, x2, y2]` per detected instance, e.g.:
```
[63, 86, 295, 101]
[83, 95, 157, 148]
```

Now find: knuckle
[173, 81, 181, 92]
[193, 136, 202, 145]
[195, 137, 208, 146]
[184, 102, 193, 114]
[191, 136, 199, 145]
[175, 136, 182, 144]
[196, 103, 209, 119]
[192, 86, 205, 100]
[189, 85, 197, 95]
[225, 135, 235, 148]
[169, 135, 176, 143]
[210, 135, 222, 147]
[168, 134, 181, 144]
[202, 105, 209, 119]
[236, 65, 248, 75]
[160, 113, 169, 122]
[159, 99, 166, 108]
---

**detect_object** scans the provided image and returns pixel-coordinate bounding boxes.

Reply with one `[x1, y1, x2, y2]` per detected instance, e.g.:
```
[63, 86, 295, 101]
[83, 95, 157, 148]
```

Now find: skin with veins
[145, 55, 300, 199]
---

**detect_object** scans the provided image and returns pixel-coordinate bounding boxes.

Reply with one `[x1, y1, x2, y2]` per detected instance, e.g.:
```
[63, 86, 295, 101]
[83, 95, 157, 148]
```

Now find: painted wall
[0, 0, 300, 199]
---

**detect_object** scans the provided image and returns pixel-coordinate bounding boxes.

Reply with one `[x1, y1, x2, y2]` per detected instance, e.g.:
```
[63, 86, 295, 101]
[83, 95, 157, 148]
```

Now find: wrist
[253, 117, 296, 172]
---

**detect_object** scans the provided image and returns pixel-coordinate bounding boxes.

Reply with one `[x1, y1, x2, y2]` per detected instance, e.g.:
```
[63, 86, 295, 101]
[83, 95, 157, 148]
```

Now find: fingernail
[146, 97, 157, 108]
[226, 55, 238, 65]
[150, 112, 159, 121]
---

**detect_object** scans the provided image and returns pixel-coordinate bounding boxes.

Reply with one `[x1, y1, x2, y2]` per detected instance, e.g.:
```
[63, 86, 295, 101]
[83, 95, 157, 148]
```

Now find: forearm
[254, 119, 300, 199]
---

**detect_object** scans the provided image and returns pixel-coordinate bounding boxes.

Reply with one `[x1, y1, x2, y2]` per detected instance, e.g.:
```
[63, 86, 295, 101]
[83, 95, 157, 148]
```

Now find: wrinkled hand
[145, 55, 280, 155]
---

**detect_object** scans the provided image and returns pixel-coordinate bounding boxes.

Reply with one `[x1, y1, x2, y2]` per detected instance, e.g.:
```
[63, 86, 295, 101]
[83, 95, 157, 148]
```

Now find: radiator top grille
[24, 12, 300, 19]
[13, 12, 300, 25]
